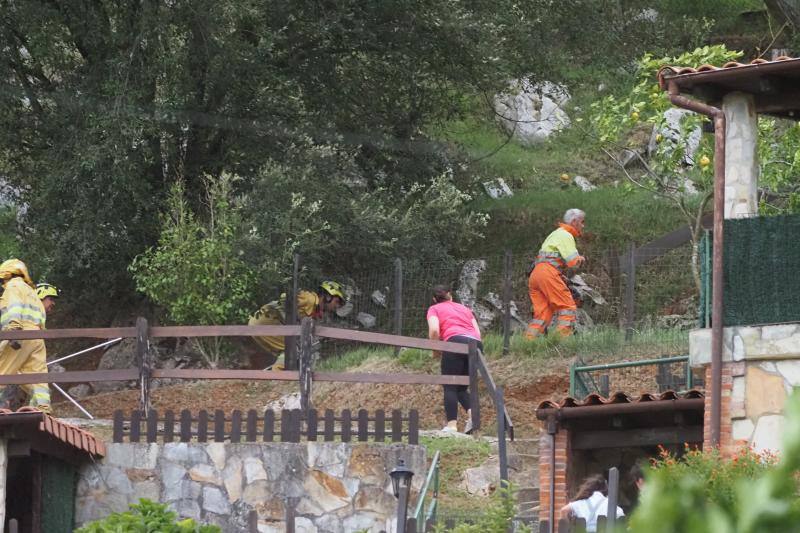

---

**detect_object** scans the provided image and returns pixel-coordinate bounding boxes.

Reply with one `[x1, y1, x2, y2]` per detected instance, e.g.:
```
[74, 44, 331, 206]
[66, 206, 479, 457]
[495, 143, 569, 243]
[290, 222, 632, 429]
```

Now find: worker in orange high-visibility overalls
[527, 209, 586, 338]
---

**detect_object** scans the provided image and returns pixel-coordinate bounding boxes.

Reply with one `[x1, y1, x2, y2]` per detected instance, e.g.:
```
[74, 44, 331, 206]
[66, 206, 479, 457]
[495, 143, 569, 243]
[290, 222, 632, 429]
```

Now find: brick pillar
[703, 362, 740, 455]
[539, 428, 569, 525]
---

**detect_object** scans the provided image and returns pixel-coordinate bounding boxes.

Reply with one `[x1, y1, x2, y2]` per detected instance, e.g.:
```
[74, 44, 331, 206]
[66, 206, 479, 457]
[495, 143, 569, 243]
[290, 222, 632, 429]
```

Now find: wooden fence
[112, 408, 419, 444]
[0, 318, 513, 443]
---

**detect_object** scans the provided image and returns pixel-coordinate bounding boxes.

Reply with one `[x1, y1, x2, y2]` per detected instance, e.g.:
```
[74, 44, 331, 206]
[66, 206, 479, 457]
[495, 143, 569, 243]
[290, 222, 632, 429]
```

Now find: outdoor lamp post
[390, 459, 414, 533]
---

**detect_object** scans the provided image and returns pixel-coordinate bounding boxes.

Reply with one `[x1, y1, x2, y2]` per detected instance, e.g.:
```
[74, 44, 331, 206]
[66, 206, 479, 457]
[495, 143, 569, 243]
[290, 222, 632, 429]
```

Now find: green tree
[130, 174, 256, 367]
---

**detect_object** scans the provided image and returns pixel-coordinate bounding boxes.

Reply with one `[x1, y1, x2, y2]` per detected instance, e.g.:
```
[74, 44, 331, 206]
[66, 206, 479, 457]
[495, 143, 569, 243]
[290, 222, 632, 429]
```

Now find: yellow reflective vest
[536, 224, 581, 271]
[0, 277, 46, 331]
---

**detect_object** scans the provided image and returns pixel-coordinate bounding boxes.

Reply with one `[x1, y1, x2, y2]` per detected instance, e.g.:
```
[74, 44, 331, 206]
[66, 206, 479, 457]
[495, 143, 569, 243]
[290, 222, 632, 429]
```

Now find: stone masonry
[690, 323, 800, 455]
[722, 91, 759, 219]
[75, 442, 426, 533]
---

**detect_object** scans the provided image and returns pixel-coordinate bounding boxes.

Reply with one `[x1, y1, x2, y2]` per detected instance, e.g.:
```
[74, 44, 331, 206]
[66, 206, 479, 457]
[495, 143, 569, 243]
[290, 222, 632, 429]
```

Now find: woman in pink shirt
[426, 285, 482, 433]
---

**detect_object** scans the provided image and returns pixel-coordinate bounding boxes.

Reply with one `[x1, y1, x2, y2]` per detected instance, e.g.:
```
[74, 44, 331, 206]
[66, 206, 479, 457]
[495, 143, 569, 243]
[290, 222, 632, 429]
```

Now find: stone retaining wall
[690, 324, 800, 454]
[75, 442, 426, 533]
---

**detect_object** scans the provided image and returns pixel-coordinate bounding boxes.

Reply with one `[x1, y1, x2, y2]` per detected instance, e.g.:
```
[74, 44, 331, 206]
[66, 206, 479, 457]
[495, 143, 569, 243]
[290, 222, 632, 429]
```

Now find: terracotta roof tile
[536, 389, 704, 411]
[0, 407, 104, 457]
[657, 56, 799, 89]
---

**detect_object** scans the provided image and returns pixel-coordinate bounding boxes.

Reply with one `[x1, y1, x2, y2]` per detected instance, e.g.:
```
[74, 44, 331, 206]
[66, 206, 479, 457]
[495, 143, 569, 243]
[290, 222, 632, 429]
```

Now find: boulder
[648, 107, 702, 165]
[264, 392, 302, 412]
[482, 292, 527, 331]
[370, 289, 388, 308]
[356, 312, 376, 329]
[456, 260, 487, 309]
[573, 175, 597, 192]
[482, 178, 514, 199]
[94, 339, 138, 393]
[568, 274, 607, 306]
[461, 457, 500, 496]
[494, 80, 571, 145]
[68, 384, 91, 399]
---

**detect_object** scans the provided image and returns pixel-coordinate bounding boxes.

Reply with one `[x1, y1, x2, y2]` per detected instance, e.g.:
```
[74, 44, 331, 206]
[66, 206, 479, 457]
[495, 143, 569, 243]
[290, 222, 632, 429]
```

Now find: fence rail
[0, 318, 512, 451]
[569, 355, 697, 397]
[112, 408, 419, 444]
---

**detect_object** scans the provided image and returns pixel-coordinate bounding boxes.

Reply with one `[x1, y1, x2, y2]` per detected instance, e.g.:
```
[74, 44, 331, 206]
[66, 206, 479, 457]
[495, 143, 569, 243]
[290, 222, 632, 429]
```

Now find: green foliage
[130, 175, 256, 366]
[590, 45, 741, 146]
[630, 392, 800, 532]
[433, 484, 530, 533]
[420, 436, 491, 497]
[0, 206, 21, 260]
[75, 499, 220, 533]
[316, 346, 393, 372]
[759, 119, 800, 213]
[398, 348, 433, 371]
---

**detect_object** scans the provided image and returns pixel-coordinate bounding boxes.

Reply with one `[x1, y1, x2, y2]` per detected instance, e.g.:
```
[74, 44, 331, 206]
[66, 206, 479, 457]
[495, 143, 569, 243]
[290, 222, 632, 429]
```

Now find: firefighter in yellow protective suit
[248, 281, 346, 369]
[0, 259, 50, 412]
[526, 209, 586, 338]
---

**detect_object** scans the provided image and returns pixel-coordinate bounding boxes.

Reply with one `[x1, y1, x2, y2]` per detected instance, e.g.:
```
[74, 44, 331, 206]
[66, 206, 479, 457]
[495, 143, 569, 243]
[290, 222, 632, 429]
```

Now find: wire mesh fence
[290, 239, 700, 357]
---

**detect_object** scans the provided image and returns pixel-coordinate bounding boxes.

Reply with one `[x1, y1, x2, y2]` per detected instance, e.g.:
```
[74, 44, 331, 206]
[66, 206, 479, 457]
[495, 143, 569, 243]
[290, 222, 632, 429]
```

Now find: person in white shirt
[560, 474, 625, 532]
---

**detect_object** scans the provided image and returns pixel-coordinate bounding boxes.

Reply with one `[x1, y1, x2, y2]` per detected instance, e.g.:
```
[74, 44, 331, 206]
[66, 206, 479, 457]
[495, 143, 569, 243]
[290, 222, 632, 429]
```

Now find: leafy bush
[630, 392, 800, 532]
[75, 499, 220, 533]
[130, 175, 257, 367]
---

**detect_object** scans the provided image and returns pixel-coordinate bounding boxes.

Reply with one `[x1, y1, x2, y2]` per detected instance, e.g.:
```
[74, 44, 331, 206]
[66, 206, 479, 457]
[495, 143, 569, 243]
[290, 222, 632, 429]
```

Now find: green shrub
[630, 392, 800, 532]
[432, 484, 530, 533]
[75, 499, 220, 533]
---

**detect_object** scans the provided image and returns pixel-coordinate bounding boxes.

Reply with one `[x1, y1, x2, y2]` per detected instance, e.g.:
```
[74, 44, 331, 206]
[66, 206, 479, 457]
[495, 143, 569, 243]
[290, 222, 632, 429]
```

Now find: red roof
[0, 407, 105, 457]
[537, 389, 704, 412]
[657, 56, 800, 119]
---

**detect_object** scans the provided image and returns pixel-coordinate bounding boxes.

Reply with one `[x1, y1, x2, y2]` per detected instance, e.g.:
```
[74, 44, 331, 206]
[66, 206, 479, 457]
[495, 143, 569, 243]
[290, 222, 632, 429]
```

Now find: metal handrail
[569, 355, 693, 396]
[411, 450, 440, 532]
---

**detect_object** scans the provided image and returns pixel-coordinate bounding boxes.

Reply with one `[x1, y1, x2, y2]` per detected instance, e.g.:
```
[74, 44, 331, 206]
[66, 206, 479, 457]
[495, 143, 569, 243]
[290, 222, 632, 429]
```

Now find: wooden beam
[314, 326, 470, 354]
[571, 426, 703, 450]
[153, 369, 300, 381]
[0, 328, 136, 340]
[623, 214, 713, 268]
[0, 369, 138, 385]
[150, 325, 301, 338]
[313, 372, 469, 386]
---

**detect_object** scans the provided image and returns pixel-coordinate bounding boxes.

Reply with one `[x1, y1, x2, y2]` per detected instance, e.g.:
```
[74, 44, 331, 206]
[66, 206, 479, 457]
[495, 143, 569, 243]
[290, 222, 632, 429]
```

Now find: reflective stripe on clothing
[537, 225, 581, 271]
[0, 278, 46, 331]
[1, 303, 45, 329]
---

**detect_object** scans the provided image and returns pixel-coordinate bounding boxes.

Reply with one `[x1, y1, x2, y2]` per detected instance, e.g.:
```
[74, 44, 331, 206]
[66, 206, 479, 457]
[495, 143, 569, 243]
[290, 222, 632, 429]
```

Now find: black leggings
[441, 336, 482, 421]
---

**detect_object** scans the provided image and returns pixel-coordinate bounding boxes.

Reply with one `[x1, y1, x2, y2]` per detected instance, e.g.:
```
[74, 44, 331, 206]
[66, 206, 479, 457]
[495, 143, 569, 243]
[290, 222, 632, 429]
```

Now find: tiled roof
[0, 407, 105, 457]
[657, 56, 799, 89]
[536, 389, 704, 411]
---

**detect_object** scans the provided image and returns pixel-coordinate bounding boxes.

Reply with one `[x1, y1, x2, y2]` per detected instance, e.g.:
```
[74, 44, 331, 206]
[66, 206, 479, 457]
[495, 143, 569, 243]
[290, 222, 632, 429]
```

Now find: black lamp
[389, 459, 415, 532]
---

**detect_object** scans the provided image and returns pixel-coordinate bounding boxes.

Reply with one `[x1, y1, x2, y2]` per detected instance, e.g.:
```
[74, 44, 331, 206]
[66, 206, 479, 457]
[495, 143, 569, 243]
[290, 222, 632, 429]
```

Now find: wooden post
[606, 466, 620, 531]
[248, 510, 258, 533]
[599, 374, 610, 397]
[502, 250, 513, 356]
[468, 340, 481, 433]
[136, 317, 151, 413]
[298, 317, 315, 412]
[496, 387, 508, 485]
[285, 253, 301, 371]
[394, 258, 403, 355]
[624, 243, 636, 341]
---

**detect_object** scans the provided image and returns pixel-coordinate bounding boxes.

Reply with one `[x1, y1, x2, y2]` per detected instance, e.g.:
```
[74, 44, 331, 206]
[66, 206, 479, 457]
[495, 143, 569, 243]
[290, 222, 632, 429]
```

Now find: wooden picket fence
[112, 408, 419, 444]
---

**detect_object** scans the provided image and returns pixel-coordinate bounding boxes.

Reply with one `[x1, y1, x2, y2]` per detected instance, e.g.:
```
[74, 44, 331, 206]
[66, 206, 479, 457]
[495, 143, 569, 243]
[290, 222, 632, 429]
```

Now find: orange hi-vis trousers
[526, 263, 577, 338]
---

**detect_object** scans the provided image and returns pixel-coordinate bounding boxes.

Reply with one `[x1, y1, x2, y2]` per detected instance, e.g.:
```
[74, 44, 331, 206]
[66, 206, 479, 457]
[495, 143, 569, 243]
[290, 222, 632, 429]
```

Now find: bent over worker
[248, 281, 346, 369]
[527, 209, 586, 338]
[0, 259, 50, 411]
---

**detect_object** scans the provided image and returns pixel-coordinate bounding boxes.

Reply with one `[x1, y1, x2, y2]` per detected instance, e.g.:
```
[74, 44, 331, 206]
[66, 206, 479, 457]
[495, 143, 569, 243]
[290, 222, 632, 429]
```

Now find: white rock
[335, 301, 354, 318]
[189, 464, 221, 485]
[648, 108, 701, 166]
[371, 290, 388, 308]
[223, 456, 243, 503]
[482, 178, 514, 199]
[752, 414, 785, 454]
[67, 384, 91, 399]
[461, 457, 500, 496]
[202, 486, 231, 515]
[295, 517, 318, 533]
[206, 442, 226, 471]
[264, 392, 302, 412]
[106, 443, 159, 469]
[573, 175, 597, 192]
[356, 312, 377, 329]
[244, 456, 268, 483]
[776, 360, 800, 386]
[456, 260, 487, 309]
[733, 335, 745, 361]
[494, 80, 571, 144]
[733, 418, 755, 442]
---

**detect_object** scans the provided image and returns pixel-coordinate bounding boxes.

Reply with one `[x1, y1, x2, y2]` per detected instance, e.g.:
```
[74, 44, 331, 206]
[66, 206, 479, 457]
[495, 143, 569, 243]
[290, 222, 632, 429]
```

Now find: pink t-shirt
[426, 301, 481, 342]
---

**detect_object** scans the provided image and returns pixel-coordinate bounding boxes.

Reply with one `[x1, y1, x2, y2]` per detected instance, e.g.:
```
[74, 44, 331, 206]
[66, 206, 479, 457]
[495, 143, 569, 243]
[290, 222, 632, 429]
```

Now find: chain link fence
[288, 240, 699, 357]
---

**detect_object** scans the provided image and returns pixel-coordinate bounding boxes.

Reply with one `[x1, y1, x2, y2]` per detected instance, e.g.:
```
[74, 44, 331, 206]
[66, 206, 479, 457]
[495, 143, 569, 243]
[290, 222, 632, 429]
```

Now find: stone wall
[75, 442, 426, 533]
[690, 324, 800, 454]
